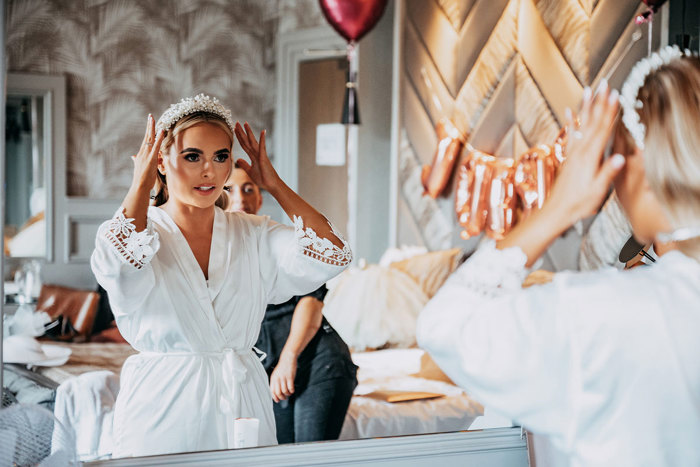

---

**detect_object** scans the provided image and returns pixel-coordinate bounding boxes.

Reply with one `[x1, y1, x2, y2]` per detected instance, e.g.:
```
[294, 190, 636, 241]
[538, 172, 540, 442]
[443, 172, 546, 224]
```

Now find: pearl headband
[155, 93, 235, 135]
[621, 46, 700, 244]
[620, 45, 695, 150]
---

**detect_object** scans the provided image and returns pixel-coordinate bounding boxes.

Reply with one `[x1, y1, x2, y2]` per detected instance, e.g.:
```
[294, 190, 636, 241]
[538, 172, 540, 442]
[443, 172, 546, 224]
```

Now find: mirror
[2, 74, 63, 306]
[4, 77, 53, 261]
[0, 2, 525, 465]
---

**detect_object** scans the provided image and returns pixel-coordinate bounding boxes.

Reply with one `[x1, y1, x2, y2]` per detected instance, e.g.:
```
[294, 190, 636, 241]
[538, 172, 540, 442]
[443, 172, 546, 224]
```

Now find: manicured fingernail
[148, 114, 153, 122]
[583, 87, 592, 101]
[565, 107, 573, 121]
[611, 153, 625, 169]
[596, 78, 608, 94]
[608, 89, 619, 104]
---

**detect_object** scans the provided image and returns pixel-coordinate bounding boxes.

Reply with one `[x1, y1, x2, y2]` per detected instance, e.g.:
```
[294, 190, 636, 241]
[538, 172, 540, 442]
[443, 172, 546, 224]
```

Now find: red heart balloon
[319, 0, 389, 43]
[641, 0, 667, 11]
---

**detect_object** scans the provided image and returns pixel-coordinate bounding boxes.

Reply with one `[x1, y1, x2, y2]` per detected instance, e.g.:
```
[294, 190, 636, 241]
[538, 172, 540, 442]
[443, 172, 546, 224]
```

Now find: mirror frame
[84, 427, 528, 466]
[5, 73, 66, 263]
[0, 8, 527, 467]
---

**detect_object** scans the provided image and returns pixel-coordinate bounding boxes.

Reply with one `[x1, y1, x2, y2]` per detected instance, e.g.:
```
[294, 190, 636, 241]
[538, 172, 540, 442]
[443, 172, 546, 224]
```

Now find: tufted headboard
[397, 0, 664, 271]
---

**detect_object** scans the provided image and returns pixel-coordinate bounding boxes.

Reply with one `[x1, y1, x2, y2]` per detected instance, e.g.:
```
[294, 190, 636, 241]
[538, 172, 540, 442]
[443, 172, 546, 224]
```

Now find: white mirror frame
[5, 73, 67, 263]
[85, 427, 528, 466]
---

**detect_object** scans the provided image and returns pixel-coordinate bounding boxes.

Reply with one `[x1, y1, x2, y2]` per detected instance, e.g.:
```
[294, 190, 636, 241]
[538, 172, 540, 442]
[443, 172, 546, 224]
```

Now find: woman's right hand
[131, 114, 164, 191]
[497, 80, 626, 265]
[546, 80, 625, 227]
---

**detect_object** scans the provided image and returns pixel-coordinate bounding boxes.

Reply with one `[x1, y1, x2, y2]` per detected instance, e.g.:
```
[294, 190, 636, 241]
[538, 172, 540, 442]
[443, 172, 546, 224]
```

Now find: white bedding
[339, 348, 483, 440]
[53, 347, 485, 459]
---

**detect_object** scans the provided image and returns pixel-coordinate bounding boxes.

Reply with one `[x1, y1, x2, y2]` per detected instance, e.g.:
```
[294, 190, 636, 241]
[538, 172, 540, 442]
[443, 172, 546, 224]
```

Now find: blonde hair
[637, 55, 700, 258]
[152, 111, 233, 208]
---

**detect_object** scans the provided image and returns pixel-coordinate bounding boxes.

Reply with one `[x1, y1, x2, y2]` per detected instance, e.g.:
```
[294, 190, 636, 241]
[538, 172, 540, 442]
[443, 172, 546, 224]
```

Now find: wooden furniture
[35, 285, 99, 340]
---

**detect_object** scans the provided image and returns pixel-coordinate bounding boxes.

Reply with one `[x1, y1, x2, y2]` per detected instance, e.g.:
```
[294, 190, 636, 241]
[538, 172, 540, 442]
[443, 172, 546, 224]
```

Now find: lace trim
[452, 240, 528, 298]
[293, 215, 352, 266]
[103, 207, 158, 270]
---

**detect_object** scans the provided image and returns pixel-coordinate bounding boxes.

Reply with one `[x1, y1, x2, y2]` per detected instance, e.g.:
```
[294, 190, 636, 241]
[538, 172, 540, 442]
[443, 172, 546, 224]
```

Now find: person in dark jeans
[256, 285, 357, 443]
[224, 166, 358, 443]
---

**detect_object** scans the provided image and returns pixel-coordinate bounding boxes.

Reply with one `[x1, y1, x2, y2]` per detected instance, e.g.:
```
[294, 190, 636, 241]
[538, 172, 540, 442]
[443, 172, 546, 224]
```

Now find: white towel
[52, 371, 119, 461]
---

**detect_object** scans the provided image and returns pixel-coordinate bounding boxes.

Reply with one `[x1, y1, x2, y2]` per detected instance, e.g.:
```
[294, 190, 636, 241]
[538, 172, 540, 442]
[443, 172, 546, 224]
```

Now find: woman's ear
[157, 151, 166, 175]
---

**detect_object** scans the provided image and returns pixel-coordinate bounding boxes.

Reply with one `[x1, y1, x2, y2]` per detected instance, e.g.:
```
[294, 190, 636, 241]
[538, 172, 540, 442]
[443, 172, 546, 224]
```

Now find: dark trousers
[273, 377, 356, 444]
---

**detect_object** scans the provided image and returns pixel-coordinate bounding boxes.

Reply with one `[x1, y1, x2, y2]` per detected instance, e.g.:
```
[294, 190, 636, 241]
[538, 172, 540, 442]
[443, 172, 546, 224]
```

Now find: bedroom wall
[397, 0, 665, 271]
[6, 0, 332, 200]
[4, 0, 380, 287]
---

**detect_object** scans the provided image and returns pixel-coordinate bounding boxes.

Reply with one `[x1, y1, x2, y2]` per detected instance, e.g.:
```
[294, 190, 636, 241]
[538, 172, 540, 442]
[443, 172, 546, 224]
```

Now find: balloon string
[347, 42, 357, 83]
[604, 28, 643, 82]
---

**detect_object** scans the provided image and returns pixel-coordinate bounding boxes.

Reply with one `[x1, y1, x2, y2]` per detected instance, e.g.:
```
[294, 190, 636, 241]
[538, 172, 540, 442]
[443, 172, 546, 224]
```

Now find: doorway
[297, 58, 349, 232]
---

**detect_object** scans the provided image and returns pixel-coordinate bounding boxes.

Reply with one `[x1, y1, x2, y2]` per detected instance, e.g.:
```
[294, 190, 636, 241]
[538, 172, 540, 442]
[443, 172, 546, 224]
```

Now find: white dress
[91, 206, 351, 457]
[417, 241, 700, 467]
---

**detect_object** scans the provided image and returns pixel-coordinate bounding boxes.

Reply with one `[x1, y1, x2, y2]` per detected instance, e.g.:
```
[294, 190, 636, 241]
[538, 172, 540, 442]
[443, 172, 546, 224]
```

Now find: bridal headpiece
[156, 94, 235, 134]
[620, 45, 694, 150]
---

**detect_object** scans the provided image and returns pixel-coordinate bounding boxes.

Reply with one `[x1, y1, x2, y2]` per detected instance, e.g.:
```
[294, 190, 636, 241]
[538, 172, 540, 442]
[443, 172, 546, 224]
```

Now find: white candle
[233, 418, 259, 448]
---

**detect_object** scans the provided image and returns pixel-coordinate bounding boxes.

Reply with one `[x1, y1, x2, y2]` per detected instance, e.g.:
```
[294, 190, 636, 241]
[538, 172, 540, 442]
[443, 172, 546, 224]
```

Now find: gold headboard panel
[398, 0, 662, 270]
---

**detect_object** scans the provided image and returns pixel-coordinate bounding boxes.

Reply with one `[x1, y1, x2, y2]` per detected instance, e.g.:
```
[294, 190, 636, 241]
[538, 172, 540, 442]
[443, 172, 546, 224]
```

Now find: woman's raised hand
[131, 114, 164, 191]
[547, 79, 626, 226]
[497, 79, 626, 265]
[234, 122, 281, 192]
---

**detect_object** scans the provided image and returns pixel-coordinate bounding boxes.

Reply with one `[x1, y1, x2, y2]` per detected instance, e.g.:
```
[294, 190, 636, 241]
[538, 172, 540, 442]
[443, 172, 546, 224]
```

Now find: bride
[91, 94, 352, 457]
[419, 47, 700, 466]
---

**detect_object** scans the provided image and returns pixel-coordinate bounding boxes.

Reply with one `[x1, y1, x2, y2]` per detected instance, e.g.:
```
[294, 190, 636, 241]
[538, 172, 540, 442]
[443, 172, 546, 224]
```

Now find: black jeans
[273, 376, 356, 444]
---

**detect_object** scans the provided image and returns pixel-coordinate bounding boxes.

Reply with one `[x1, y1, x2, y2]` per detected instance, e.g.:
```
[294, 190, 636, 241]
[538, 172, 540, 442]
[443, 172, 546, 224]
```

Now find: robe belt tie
[139, 347, 267, 416]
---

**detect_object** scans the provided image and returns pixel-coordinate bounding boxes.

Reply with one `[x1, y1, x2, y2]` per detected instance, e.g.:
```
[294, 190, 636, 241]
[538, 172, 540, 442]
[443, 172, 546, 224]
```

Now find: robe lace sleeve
[417, 241, 577, 443]
[90, 208, 160, 314]
[258, 215, 351, 305]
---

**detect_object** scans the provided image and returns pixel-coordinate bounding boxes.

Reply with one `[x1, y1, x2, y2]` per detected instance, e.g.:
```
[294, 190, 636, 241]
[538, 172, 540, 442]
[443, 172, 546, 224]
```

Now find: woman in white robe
[418, 50, 700, 466]
[91, 95, 351, 457]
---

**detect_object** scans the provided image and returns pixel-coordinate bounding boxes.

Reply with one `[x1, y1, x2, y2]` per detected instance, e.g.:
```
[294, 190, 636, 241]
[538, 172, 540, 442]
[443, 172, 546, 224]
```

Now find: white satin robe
[91, 206, 350, 457]
[418, 242, 700, 467]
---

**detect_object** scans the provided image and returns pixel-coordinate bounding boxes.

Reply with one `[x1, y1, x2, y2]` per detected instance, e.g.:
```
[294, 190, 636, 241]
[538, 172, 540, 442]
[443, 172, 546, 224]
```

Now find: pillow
[389, 248, 462, 298]
[323, 265, 429, 351]
[410, 351, 455, 385]
[378, 245, 428, 267]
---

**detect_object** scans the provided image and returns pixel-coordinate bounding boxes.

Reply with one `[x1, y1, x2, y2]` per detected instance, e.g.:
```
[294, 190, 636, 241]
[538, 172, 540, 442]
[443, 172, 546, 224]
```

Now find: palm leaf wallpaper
[6, 0, 326, 198]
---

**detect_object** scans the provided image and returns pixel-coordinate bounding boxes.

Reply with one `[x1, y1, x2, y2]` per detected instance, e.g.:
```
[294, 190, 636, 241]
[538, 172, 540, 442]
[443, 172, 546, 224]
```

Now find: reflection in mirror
[4, 94, 46, 259]
[2, 74, 60, 308]
[0, 0, 556, 463]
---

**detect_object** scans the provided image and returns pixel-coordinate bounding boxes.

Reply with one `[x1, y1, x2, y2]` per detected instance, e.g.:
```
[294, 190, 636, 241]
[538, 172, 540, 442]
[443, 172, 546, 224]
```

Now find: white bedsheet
[339, 349, 483, 440]
[53, 348, 486, 459]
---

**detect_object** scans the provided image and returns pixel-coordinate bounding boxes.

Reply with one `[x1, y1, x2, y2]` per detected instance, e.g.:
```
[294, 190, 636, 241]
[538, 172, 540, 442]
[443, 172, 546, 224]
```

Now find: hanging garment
[91, 206, 350, 457]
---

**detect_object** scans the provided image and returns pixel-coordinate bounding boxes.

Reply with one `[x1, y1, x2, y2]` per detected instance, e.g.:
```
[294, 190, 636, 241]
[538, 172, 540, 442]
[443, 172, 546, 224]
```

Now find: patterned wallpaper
[6, 0, 326, 198]
[398, 0, 661, 269]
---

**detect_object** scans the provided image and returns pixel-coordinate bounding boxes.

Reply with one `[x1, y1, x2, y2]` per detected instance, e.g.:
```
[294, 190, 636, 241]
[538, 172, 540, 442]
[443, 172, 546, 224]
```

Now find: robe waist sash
[139, 347, 266, 447]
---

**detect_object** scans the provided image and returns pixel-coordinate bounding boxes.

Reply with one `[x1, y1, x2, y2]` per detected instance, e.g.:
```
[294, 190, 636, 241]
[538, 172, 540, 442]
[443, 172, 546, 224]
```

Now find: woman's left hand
[497, 79, 626, 265]
[270, 352, 297, 403]
[234, 122, 281, 192]
[547, 80, 625, 226]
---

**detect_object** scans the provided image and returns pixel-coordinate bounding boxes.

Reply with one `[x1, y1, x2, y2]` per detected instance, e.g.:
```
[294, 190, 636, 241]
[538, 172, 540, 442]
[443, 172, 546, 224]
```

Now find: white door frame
[274, 26, 346, 193]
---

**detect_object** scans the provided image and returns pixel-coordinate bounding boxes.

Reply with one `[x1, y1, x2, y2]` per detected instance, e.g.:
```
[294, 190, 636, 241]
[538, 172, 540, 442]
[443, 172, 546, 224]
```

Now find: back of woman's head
[152, 111, 233, 207]
[637, 55, 700, 256]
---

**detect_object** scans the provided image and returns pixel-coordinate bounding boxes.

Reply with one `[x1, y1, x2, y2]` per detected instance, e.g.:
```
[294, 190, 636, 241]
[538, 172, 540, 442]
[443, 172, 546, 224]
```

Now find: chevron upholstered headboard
[397, 0, 664, 271]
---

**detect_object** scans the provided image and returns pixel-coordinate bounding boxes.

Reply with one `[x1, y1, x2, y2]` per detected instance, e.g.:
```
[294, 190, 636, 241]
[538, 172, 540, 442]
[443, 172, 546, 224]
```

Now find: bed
[340, 348, 483, 440]
[5, 339, 487, 461]
[4, 248, 495, 460]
